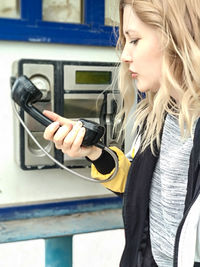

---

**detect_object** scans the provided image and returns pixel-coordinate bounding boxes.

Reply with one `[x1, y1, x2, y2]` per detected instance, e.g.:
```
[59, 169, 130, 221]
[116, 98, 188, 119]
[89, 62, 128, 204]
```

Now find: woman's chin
[137, 83, 159, 94]
[137, 86, 149, 93]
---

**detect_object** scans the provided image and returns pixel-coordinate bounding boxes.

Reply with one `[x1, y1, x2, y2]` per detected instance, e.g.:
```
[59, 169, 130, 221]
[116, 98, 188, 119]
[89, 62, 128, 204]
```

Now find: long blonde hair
[117, 0, 200, 154]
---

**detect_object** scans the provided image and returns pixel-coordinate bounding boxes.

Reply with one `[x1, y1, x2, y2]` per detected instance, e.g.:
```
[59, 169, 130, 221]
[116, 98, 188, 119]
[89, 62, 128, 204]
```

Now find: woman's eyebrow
[124, 29, 139, 36]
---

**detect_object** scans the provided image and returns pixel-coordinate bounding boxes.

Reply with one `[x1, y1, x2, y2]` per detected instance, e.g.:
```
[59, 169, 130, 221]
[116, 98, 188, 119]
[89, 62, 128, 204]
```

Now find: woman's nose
[121, 44, 132, 63]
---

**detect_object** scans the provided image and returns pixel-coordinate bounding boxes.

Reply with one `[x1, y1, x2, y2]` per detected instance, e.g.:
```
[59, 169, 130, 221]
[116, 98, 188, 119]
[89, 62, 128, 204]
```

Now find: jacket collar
[193, 117, 200, 171]
[184, 117, 200, 210]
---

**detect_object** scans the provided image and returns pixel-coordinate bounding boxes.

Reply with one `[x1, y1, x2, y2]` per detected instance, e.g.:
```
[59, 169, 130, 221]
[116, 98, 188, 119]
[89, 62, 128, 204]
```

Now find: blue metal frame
[0, 0, 118, 46]
[0, 196, 123, 267]
[0, 196, 122, 222]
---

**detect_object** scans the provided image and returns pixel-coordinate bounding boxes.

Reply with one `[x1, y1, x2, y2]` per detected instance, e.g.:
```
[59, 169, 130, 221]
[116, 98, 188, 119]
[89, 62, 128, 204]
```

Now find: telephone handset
[11, 75, 105, 148]
[11, 75, 119, 182]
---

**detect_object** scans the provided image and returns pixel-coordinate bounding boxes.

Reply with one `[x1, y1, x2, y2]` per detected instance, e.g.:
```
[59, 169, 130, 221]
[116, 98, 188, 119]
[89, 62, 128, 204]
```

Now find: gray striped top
[149, 114, 195, 266]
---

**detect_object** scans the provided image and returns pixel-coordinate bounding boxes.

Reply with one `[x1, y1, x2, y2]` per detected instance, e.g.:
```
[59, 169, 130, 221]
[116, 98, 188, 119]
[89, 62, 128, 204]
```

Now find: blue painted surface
[0, 0, 118, 46]
[45, 236, 73, 267]
[0, 197, 122, 222]
[0, 208, 123, 243]
[84, 0, 105, 27]
[21, 0, 42, 22]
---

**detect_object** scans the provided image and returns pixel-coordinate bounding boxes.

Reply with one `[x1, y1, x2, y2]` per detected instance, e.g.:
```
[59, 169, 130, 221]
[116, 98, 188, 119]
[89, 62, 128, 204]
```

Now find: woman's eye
[130, 39, 139, 45]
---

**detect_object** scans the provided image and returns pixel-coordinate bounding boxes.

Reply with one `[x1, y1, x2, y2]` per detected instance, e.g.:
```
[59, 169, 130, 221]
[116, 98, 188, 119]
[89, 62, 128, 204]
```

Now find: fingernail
[77, 121, 82, 127]
[80, 127, 85, 134]
[50, 121, 59, 128]
[74, 121, 82, 129]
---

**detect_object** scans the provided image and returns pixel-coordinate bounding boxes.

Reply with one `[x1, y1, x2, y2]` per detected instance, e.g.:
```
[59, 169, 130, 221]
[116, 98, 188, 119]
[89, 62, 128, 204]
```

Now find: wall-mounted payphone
[11, 59, 122, 170]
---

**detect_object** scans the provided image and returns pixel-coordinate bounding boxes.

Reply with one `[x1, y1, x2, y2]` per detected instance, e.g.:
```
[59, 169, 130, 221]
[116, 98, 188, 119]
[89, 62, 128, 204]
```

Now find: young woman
[43, 0, 200, 266]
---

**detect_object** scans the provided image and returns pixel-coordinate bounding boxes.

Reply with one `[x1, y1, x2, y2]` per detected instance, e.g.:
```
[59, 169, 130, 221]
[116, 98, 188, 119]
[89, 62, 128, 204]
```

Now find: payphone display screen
[76, 71, 112, 84]
[64, 98, 103, 119]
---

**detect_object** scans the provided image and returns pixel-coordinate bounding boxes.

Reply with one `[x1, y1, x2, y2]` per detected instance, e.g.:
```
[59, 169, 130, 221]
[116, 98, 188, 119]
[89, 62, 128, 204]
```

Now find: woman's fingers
[43, 111, 97, 158]
[43, 121, 60, 140]
[43, 110, 75, 126]
[44, 119, 86, 157]
[43, 110, 74, 143]
[62, 121, 83, 151]
[62, 126, 86, 157]
[53, 124, 73, 149]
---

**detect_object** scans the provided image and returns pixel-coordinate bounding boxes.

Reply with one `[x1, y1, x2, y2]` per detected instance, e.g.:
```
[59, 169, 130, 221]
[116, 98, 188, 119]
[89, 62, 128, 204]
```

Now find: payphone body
[12, 59, 123, 170]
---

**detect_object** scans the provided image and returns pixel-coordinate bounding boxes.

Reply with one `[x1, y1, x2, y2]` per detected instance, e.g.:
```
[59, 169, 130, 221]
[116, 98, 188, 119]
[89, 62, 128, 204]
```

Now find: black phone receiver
[11, 75, 105, 147]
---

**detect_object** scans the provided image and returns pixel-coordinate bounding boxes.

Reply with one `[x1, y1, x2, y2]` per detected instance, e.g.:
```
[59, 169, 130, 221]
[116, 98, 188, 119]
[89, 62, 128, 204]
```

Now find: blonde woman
[43, 0, 200, 266]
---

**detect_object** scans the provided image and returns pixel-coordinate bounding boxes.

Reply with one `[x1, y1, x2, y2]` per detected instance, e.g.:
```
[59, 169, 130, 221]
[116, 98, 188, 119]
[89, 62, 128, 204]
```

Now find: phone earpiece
[11, 75, 43, 106]
[11, 75, 53, 127]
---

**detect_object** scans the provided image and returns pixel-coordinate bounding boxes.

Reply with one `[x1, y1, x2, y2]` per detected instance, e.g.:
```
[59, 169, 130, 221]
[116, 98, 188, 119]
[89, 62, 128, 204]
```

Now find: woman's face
[121, 5, 163, 93]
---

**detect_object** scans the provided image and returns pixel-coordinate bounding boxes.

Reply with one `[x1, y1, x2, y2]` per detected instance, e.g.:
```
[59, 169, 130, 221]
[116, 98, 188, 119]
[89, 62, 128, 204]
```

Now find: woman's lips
[131, 72, 138, 79]
[129, 69, 138, 79]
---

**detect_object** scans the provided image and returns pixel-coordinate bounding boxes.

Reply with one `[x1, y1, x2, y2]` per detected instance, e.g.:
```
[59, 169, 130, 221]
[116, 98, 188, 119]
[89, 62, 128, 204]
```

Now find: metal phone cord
[12, 101, 119, 183]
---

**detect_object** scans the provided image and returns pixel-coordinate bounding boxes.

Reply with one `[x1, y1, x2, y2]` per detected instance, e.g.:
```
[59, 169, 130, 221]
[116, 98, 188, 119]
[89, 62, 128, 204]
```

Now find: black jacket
[120, 118, 200, 267]
[90, 118, 200, 266]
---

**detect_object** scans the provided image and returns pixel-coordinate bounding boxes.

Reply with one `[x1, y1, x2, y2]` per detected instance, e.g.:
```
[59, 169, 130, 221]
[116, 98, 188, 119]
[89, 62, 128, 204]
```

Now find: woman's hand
[43, 110, 102, 161]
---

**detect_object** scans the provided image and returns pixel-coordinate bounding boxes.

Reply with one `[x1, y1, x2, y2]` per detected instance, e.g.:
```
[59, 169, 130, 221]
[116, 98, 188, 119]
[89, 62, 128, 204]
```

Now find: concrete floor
[0, 229, 125, 267]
